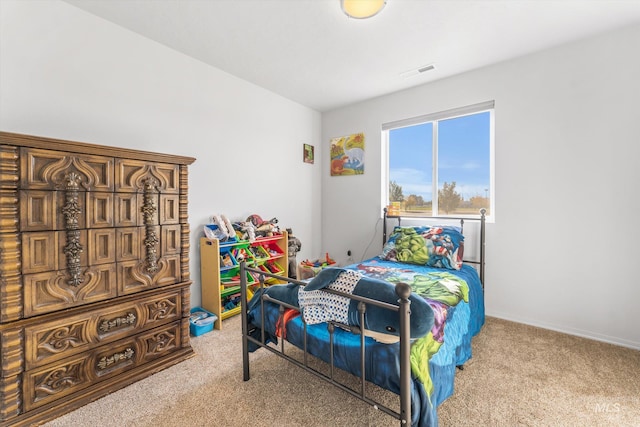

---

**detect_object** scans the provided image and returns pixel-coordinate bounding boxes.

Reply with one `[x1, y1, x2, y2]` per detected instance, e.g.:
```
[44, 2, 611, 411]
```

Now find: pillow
[380, 225, 464, 270]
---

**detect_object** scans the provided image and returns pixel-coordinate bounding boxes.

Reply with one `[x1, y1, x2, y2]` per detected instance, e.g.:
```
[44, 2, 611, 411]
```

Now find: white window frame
[382, 101, 495, 221]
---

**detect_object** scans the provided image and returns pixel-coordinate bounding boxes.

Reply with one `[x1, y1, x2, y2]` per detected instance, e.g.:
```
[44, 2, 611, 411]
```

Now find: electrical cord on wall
[360, 217, 382, 262]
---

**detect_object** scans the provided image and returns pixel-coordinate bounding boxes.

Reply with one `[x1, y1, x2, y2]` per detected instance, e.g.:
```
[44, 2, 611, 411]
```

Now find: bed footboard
[240, 262, 413, 425]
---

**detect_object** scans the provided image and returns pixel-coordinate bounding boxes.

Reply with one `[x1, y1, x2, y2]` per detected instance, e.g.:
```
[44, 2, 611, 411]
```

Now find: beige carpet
[43, 316, 640, 427]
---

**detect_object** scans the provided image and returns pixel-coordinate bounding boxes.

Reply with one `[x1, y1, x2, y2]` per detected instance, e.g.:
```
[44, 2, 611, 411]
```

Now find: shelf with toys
[200, 214, 288, 330]
[297, 253, 336, 280]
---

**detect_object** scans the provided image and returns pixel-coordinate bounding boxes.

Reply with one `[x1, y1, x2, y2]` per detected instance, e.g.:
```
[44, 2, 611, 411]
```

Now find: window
[383, 101, 494, 218]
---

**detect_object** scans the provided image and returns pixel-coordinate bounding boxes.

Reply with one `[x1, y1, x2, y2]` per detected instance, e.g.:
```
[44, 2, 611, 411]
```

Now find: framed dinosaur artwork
[329, 132, 365, 176]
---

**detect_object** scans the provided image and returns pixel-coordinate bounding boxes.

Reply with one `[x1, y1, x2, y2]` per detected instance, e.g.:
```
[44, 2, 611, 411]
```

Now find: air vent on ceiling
[417, 64, 435, 73]
[400, 63, 436, 79]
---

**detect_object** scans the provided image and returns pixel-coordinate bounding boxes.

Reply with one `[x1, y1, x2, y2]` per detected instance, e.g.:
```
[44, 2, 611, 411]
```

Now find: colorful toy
[301, 252, 335, 268]
[221, 215, 235, 238]
[246, 214, 280, 238]
[211, 214, 236, 239]
[203, 224, 226, 240]
[232, 248, 251, 262]
[233, 221, 257, 242]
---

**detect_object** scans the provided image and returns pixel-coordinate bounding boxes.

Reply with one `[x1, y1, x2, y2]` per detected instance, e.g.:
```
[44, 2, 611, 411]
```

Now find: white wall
[322, 24, 640, 349]
[0, 0, 323, 308]
[3, 1, 638, 350]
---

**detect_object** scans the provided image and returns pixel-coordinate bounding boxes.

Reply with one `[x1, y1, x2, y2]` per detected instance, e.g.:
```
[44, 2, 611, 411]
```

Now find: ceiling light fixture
[341, 0, 387, 19]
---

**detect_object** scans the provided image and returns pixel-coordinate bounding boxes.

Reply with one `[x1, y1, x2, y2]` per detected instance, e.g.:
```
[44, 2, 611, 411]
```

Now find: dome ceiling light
[341, 0, 387, 19]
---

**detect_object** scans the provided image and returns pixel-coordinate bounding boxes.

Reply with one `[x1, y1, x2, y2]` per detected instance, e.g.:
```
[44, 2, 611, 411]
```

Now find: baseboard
[486, 311, 640, 350]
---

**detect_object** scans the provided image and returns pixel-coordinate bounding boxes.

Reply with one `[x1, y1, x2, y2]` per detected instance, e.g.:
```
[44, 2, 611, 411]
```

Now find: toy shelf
[219, 285, 253, 321]
[200, 231, 288, 330]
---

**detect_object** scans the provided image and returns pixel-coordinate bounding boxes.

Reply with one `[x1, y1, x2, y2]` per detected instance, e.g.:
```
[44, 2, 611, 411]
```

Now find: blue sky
[389, 111, 490, 201]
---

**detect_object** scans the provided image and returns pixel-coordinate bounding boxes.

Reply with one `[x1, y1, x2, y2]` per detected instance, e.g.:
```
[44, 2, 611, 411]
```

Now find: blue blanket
[246, 257, 484, 426]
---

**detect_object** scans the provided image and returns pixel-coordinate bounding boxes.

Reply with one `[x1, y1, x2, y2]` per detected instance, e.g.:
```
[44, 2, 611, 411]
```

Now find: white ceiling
[64, 0, 640, 112]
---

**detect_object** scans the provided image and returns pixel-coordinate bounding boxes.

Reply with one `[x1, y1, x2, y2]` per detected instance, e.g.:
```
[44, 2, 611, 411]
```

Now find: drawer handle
[97, 347, 135, 370]
[99, 312, 137, 333]
[141, 177, 159, 274]
[62, 172, 84, 287]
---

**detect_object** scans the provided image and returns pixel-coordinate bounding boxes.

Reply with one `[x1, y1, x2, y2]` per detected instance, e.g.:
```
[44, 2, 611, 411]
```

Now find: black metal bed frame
[240, 209, 486, 426]
[240, 265, 414, 424]
[383, 208, 487, 288]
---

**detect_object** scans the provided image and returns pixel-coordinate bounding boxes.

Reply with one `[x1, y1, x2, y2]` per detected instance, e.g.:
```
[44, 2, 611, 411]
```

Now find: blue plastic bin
[189, 307, 217, 336]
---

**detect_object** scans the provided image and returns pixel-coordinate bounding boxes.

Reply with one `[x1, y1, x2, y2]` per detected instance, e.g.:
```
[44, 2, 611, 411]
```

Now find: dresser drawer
[115, 158, 180, 194]
[118, 254, 182, 295]
[24, 288, 184, 370]
[23, 264, 118, 318]
[19, 147, 114, 192]
[23, 321, 183, 412]
[19, 190, 119, 233]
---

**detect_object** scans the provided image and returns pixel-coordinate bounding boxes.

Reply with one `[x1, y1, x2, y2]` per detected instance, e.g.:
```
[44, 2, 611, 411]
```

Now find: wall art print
[330, 132, 365, 176]
[303, 143, 314, 164]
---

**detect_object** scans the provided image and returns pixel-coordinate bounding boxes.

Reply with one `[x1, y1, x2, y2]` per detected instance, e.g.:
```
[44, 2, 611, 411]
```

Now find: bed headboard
[383, 208, 486, 287]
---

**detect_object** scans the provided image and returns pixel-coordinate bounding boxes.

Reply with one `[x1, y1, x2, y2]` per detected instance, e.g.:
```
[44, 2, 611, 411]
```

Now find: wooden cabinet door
[20, 147, 113, 192]
[86, 192, 114, 229]
[114, 193, 138, 227]
[115, 159, 179, 193]
[161, 225, 181, 255]
[159, 194, 180, 224]
[19, 190, 56, 231]
[23, 264, 118, 317]
[116, 227, 141, 262]
[87, 228, 116, 266]
[21, 231, 58, 274]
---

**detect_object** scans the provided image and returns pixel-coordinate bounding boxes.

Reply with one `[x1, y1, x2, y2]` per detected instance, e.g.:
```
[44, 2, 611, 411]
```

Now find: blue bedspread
[246, 257, 484, 426]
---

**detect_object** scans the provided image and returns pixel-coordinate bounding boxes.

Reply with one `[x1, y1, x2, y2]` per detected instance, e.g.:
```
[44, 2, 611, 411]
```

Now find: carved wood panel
[178, 164, 190, 282]
[115, 227, 140, 262]
[117, 254, 181, 295]
[22, 322, 181, 412]
[86, 192, 114, 229]
[20, 148, 114, 192]
[23, 289, 182, 370]
[0, 328, 24, 378]
[87, 228, 116, 266]
[21, 232, 58, 274]
[156, 255, 181, 287]
[0, 145, 20, 191]
[161, 225, 181, 255]
[0, 375, 20, 420]
[23, 264, 118, 317]
[56, 190, 87, 231]
[0, 328, 24, 420]
[139, 193, 158, 225]
[180, 224, 190, 283]
[159, 194, 179, 224]
[114, 193, 138, 227]
[0, 233, 22, 322]
[19, 190, 56, 231]
[115, 159, 179, 193]
[0, 190, 19, 233]
[55, 230, 88, 270]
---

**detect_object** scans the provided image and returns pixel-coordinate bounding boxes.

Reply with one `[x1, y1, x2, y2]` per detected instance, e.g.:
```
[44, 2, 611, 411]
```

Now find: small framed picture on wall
[303, 143, 314, 164]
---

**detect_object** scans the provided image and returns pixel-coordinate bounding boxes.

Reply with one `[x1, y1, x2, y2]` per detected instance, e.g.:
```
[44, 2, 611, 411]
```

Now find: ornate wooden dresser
[0, 131, 195, 426]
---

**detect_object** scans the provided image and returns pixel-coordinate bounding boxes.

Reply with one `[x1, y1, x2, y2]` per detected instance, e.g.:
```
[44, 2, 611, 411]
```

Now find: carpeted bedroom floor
[43, 316, 640, 427]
